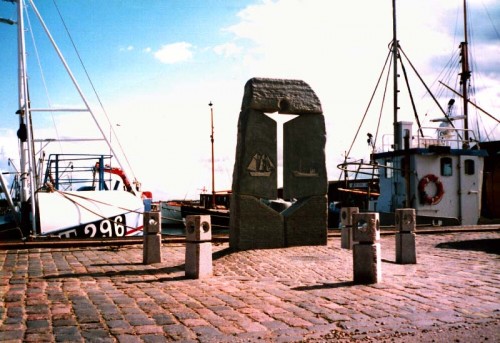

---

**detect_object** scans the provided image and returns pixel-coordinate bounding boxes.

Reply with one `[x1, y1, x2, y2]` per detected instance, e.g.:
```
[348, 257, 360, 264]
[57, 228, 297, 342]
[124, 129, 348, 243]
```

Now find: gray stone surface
[340, 207, 359, 227]
[241, 78, 322, 114]
[185, 215, 211, 242]
[283, 114, 327, 199]
[395, 208, 416, 232]
[185, 215, 213, 279]
[231, 109, 277, 199]
[230, 77, 328, 250]
[340, 226, 353, 249]
[283, 195, 328, 247]
[396, 232, 417, 264]
[143, 212, 162, 264]
[353, 242, 382, 284]
[185, 242, 213, 279]
[352, 212, 380, 243]
[230, 194, 284, 250]
[143, 212, 161, 234]
[142, 235, 162, 265]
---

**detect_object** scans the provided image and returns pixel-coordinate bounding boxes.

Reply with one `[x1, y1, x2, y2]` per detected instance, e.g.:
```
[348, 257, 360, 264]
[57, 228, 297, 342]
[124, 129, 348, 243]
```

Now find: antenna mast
[460, 0, 470, 141]
[392, 0, 400, 149]
[209, 102, 216, 209]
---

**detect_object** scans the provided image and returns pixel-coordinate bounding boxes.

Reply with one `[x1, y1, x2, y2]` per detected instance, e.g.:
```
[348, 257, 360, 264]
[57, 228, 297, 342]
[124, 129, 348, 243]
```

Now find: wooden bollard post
[340, 207, 359, 249]
[352, 212, 382, 284]
[143, 211, 162, 264]
[185, 215, 213, 279]
[395, 208, 417, 264]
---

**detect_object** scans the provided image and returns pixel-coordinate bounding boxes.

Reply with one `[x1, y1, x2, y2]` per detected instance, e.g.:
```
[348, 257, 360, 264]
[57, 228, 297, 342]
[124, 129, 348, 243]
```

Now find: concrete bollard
[395, 208, 417, 264]
[185, 215, 213, 279]
[340, 207, 359, 249]
[143, 211, 162, 264]
[352, 212, 381, 284]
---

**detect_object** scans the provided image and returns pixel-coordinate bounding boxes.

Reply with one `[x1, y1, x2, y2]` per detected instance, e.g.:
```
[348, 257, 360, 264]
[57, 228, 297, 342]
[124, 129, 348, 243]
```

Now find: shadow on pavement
[436, 238, 500, 255]
[291, 281, 355, 291]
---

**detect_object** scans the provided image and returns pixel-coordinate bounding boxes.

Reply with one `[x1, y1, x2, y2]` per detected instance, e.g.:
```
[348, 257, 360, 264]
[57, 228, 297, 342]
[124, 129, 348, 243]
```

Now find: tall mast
[392, 0, 399, 149]
[460, 0, 470, 141]
[16, 0, 38, 233]
[17, 0, 29, 203]
[209, 102, 216, 209]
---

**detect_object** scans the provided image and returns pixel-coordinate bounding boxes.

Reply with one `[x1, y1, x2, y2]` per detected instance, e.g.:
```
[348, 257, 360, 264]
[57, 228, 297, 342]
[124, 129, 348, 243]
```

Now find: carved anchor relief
[230, 78, 328, 251]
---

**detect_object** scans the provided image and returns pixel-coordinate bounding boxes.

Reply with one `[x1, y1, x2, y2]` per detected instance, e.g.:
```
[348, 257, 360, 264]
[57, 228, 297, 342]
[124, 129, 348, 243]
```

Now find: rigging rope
[343, 48, 392, 166]
[374, 52, 393, 147]
[51, 0, 139, 185]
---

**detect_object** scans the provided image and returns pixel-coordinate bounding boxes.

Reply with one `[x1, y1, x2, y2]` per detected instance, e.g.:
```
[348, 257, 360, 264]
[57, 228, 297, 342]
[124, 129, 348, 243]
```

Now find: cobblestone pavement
[0, 231, 498, 342]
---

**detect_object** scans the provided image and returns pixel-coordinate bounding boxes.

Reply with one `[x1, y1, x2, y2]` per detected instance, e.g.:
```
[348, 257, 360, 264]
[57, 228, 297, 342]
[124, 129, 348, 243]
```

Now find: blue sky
[0, 0, 499, 200]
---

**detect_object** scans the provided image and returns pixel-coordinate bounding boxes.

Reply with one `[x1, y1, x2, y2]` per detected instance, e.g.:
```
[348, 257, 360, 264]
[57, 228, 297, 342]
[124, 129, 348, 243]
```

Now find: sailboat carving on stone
[247, 153, 275, 177]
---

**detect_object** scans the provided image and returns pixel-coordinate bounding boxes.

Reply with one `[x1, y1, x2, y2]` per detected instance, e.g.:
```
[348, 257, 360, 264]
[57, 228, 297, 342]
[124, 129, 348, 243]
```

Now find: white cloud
[154, 42, 193, 64]
[143, 47, 152, 53]
[119, 45, 134, 52]
[213, 43, 242, 57]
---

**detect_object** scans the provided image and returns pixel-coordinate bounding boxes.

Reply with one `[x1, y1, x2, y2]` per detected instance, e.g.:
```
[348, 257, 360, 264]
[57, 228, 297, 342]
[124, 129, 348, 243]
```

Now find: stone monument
[230, 78, 328, 251]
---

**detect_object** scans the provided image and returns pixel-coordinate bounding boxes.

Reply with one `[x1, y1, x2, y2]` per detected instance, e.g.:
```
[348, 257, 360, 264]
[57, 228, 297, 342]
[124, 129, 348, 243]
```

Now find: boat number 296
[84, 215, 126, 237]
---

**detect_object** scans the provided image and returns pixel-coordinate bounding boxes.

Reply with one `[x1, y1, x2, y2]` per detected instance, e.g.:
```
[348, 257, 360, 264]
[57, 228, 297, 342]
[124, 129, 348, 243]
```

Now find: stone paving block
[0, 231, 498, 342]
[115, 334, 142, 343]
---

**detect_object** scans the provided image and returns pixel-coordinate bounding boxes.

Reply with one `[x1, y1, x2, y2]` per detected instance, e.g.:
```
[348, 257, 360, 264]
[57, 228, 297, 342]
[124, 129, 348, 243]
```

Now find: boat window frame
[440, 157, 453, 177]
[464, 159, 475, 175]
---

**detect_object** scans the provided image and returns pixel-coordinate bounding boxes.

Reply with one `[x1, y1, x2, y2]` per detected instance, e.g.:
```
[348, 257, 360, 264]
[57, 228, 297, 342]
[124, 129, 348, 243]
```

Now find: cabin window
[440, 157, 453, 176]
[464, 159, 475, 175]
[385, 160, 393, 178]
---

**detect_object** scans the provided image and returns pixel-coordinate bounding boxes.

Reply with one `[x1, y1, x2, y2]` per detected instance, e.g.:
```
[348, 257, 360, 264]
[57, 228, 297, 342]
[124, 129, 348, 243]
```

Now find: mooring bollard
[143, 211, 162, 264]
[395, 208, 417, 264]
[185, 215, 213, 279]
[352, 212, 381, 284]
[340, 207, 359, 249]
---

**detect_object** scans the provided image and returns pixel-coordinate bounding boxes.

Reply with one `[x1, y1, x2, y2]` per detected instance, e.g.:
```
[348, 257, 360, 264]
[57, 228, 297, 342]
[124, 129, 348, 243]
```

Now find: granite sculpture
[230, 78, 327, 250]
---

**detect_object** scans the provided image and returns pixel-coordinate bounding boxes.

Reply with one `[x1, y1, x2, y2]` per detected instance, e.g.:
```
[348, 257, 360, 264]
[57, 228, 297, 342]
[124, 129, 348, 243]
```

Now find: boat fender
[418, 174, 444, 205]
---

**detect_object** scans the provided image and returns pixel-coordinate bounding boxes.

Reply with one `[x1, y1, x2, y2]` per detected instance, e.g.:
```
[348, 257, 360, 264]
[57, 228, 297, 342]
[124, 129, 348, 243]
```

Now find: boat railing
[42, 154, 114, 191]
[380, 127, 479, 152]
[415, 127, 479, 149]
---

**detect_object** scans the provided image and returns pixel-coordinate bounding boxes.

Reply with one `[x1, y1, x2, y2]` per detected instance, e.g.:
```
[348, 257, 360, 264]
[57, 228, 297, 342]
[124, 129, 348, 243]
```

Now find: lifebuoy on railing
[418, 174, 444, 205]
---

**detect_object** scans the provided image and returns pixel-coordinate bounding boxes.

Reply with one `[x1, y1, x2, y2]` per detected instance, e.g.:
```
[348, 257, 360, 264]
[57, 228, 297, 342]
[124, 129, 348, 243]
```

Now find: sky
[0, 0, 499, 201]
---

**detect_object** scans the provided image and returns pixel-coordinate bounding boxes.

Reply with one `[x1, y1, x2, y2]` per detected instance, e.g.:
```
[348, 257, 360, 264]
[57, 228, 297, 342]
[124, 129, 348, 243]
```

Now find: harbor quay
[0, 230, 498, 342]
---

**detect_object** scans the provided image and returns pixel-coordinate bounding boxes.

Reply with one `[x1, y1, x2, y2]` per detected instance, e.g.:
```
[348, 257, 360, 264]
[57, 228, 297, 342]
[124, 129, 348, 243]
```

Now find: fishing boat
[0, 0, 150, 239]
[337, 0, 499, 226]
[160, 200, 189, 227]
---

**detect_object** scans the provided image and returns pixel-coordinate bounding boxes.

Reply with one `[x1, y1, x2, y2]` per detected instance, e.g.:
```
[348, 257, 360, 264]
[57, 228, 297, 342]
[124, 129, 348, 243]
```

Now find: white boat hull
[37, 191, 144, 238]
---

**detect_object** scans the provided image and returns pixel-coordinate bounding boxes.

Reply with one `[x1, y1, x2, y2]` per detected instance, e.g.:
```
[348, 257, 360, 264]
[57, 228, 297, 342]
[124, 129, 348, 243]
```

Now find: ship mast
[16, 0, 38, 233]
[209, 102, 216, 209]
[460, 0, 470, 141]
[392, 0, 399, 149]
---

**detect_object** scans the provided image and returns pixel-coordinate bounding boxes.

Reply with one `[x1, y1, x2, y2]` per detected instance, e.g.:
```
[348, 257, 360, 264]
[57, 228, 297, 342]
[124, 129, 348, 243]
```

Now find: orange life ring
[418, 174, 444, 205]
